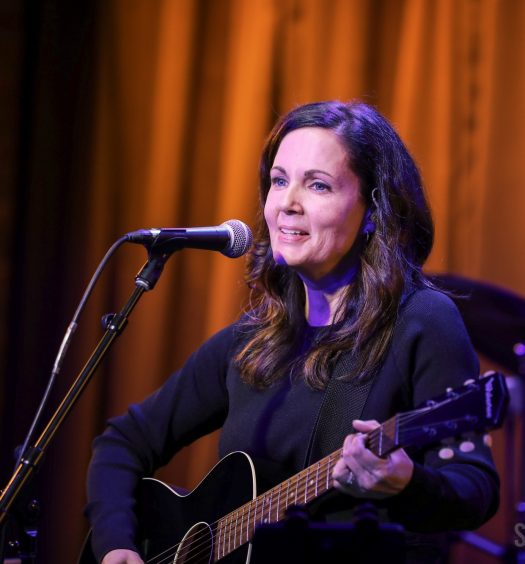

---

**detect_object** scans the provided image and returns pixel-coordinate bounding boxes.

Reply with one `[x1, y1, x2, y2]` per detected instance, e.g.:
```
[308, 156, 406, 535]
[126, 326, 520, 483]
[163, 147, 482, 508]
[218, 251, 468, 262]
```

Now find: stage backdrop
[1, 1, 524, 562]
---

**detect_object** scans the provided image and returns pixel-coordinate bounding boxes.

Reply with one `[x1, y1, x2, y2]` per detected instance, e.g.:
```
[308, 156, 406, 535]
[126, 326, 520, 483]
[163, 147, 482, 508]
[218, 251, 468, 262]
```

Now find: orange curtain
[2, 1, 524, 562]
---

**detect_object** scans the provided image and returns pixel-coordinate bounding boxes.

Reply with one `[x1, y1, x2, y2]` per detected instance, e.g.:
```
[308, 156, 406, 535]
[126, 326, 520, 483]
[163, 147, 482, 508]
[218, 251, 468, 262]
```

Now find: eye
[270, 176, 287, 188]
[310, 181, 330, 193]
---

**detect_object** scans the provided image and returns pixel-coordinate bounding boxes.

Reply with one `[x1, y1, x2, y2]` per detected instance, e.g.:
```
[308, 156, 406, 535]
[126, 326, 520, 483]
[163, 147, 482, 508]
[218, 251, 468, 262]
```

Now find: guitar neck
[214, 416, 399, 560]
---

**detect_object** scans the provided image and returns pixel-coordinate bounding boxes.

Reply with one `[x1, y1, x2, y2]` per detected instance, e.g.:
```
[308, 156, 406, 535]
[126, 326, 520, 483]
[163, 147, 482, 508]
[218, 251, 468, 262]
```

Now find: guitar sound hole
[174, 522, 213, 564]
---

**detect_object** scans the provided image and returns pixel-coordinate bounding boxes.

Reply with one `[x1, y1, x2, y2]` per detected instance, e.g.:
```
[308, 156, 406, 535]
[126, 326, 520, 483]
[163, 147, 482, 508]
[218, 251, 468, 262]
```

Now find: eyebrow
[270, 166, 335, 179]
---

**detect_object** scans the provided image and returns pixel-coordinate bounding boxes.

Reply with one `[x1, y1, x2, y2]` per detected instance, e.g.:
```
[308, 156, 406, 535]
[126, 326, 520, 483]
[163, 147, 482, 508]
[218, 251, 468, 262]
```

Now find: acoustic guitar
[79, 372, 508, 563]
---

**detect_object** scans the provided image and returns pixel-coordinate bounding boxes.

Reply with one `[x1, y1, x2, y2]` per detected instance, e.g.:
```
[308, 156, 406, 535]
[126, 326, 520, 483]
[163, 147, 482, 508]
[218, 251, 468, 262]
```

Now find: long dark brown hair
[235, 101, 434, 389]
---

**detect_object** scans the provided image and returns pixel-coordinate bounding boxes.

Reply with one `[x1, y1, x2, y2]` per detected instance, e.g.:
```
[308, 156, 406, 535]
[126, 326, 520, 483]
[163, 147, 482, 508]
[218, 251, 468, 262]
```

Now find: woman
[85, 101, 499, 563]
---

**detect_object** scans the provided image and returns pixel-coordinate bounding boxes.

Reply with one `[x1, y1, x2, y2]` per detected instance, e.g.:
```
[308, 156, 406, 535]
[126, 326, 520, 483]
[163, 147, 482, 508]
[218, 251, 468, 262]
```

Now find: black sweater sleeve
[383, 289, 500, 531]
[85, 324, 235, 562]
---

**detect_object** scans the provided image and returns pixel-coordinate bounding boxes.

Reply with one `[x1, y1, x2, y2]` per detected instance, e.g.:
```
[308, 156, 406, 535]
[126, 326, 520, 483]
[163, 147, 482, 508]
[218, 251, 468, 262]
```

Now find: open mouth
[280, 227, 308, 236]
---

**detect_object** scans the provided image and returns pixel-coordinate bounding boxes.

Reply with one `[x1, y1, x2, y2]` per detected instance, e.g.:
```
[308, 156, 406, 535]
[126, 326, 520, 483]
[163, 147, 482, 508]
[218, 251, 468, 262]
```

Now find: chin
[271, 252, 297, 269]
[273, 254, 292, 268]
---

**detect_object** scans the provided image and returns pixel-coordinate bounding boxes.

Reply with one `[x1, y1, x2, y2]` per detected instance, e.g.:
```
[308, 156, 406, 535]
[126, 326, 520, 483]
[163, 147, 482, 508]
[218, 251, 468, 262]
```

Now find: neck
[302, 264, 357, 326]
[304, 285, 347, 326]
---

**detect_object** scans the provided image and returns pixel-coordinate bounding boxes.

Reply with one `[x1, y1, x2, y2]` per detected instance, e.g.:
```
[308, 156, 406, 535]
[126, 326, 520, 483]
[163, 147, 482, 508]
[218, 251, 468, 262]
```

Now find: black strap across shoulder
[303, 352, 376, 466]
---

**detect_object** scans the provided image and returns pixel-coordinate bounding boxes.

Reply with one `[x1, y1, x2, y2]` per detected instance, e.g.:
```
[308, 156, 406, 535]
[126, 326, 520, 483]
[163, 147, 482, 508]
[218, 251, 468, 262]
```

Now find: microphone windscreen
[223, 220, 253, 258]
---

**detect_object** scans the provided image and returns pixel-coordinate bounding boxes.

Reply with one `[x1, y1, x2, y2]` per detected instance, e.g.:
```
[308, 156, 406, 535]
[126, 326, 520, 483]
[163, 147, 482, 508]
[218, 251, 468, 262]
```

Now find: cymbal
[429, 274, 525, 375]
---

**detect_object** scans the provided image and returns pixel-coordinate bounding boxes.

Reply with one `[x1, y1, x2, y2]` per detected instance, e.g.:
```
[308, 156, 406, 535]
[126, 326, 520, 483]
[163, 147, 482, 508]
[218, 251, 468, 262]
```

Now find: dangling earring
[362, 209, 376, 242]
[363, 188, 379, 242]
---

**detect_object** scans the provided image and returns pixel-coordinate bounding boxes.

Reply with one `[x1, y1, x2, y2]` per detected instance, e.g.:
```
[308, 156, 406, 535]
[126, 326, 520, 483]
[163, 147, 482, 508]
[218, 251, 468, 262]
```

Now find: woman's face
[264, 127, 366, 284]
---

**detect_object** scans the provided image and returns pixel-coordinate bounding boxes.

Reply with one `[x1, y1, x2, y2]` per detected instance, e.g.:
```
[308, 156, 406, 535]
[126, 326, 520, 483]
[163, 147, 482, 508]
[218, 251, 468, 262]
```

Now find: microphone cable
[14, 235, 128, 468]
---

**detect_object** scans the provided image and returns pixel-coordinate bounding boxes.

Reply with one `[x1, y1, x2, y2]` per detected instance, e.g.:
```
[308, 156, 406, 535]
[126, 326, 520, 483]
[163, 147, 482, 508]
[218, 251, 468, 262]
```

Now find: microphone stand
[0, 251, 170, 553]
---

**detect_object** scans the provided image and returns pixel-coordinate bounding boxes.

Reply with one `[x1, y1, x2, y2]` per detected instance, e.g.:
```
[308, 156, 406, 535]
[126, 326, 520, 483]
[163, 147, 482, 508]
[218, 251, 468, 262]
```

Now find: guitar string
[400, 415, 476, 434]
[171, 391, 483, 562]
[145, 462, 338, 564]
[144, 407, 451, 563]
[143, 419, 392, 564]
[142, 461, 326, 563]
[143, 416, 421, 564]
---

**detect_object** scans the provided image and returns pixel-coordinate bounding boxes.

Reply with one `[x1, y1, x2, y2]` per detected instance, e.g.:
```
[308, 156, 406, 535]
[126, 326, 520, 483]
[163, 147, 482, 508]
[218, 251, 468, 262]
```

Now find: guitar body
[79, 451, 256, 564]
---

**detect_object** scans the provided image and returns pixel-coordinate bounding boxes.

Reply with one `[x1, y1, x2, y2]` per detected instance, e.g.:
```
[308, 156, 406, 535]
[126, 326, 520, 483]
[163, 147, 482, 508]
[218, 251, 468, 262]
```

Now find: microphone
[126, 219, 253, 258]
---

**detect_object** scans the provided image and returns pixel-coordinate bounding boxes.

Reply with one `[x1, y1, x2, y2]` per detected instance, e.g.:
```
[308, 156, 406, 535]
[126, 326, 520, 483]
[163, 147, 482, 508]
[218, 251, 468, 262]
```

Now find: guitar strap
[303, 352, 376, 467]
[302, 286, 416, 467]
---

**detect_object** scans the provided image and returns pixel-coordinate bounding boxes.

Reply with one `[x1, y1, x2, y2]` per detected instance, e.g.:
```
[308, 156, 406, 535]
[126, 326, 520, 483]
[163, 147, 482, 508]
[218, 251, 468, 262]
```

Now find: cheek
[315, 210, 348, 237]
[263, 195, 277, 228]
[320, 209, 362, 249]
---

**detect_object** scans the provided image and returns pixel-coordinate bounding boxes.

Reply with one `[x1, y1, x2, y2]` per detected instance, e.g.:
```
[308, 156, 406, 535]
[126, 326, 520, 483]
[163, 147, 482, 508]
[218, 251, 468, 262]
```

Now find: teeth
[281, 228, 305, 235]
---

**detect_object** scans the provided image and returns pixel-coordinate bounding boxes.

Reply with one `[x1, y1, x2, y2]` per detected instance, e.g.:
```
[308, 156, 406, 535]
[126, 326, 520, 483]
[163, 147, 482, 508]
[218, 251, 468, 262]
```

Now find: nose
[279, 182, 303, 214]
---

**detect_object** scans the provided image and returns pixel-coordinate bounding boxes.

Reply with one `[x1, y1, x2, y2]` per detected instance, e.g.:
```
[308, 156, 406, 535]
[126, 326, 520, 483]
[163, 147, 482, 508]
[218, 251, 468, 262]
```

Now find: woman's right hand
[101, 549, 144, 564]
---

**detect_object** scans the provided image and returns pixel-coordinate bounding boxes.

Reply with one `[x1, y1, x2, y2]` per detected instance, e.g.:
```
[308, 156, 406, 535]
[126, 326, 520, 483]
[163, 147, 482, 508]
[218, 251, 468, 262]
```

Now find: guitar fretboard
[214, 415, 399, 560]
[214, 449, 339, 560]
